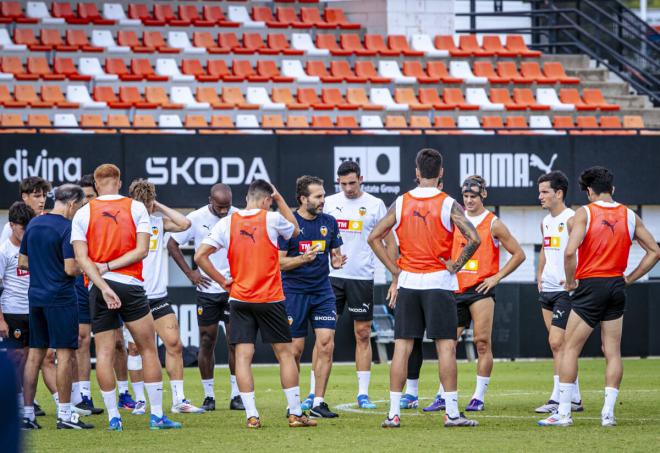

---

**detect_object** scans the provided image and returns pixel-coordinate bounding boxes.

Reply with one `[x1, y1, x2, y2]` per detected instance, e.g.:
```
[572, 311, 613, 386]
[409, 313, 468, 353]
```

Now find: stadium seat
[51, 2, 86, 24]
[262, 114, 285, 131]
[153, 4, 189, 26]
[365, 34, 398, 56]
[444, 88, 479, 110]
[222, 87, 258, 109]
[307, 61, 341, 83]
[42, 29, 76, 51]
[490, 88, 527, 110]
[582, 89, 620, 111]
[520, 62, 556, 84]
[410, 34, 448, 57]
[276, 7, 308, 28]
[184, 114, 208, 130]
[530, 115, 564, 135]
[1, 1, 37, 23]
[193, 32, 230, 54]
[312, 115, 345, 134]
[119, 86, 158, 109]
[497, 61, 533, 84]
[301, 7, 334, 29]
[2, 56, 39, 80]
[340, 34, 376, 56]
[67, 85, 105, 108]
[143, 31, 179, 53]
[504, 116, 532, 134]
[434, 116, 462, 135]
[434, 35, 470, 57]
[553, 115, 575, 132]
[426, 62, 462, 84]
[196, 87, 231, 109]
[257, 60, 294, 82]
[600, 116, 633, 135]
[117, 31, 154, 53]
[336, 115, 359, 131]
[159, 115, 194, 134]
[80, 114, 115, 134]
[208, 115, 237, 134]
[78, 3, 114, 25]
[449, 61, 487, 84]
[145, 86, 183, 109]
[346, 88, 382, 110]
[575, 116, 601, 135]
[247, 87, 286, 110]
[272, 87, 309, 110]
[512, 88, 550, 110]
[27, 57, 65, 80]
[324, 8, 360, 29]
[379, 61, 416, 84]
[465, 88, 504, 111]
[27, 2, 65, 24]
[386, 115, 420, 134]
[419, 88, 452, 110]
[0, 85, 26, 107]
[0, 28, 27, 51]
[236, 114, 270, 134]
[79, 58, 118, 81]
[93, 86, 131, 109]
[268, 34, 304, 55]
[292, 33, 329, 55]
[133, 114, 159, 133]
[233, 60, 268, 82]
[458, 35, 493, 57]
[0, 114, 32, 133]
[156, 58, 194, 82]
[355, 61, 390, 83]
[54, 113, 86, 133]
[286, 116, 312, 134]
[103, 3, 140, 26]
[394, 88, 432, 111]
[14, 29, 51, 51]
[473, 61, 508, 84]
[298, 88, 333, 110]
[281, 60, 319, 83]
[131, 59, 168, 81]
[27, 114, 54, 132]
[316, 34, 352, 56]
[42, 85, 79, 108]
[505, 35, 541, 57]
[207, 60, 241, 82]
[171, 86, 211, 109]
[482, 35, 518, 57]
[202, 6, 240, 27]
[543, 62, 580, 84]
[228, 5, 265, 28]
[252, 6, 287, 28]
[623, 115, 644, 129]
[536, 88, 574, 111]
[370, 88, 408, 111]
[361, 115, 393, 135]
[458, 115, 493, 134]
[218, 32, 250, 53]
[559, 88, 596, 111]
[402, 61, 439, 84]
[91, 30, 128, 53]
[482, 116, 505, 133]
[179, 5, 214, 27]
[168, 31, 205, 54]
[322, 88, 358, 110]
[107, 114, 134, 133]
[243, 33, 279, 55]
[128, 4, 164, 26]
[330, 61, 367, 83]
[182, 60, 219, 82]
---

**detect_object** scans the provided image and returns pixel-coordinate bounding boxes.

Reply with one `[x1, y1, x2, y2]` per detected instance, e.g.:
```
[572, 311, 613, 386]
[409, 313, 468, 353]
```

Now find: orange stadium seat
[2, 56, 39, 80]
[426, 62, 462, 84]
[298, 88, 333, 110]
[582, 89, 620, 111]
[482, 116, 505, 133]
[553, 115, 576, 132]
[143, 31, 179, 53]
[193, 32, 230, 54]
[40, 29, 77, 51]
[79, 2, 114, 25]
[490, 88, 527, 110]
[208, 115, 237, 134]
[184, 114, 208, 129]
[107, 114, 134, 133]
[512, 88, 550, 110]
[272, 87, 309, 110]
[559, 88, 596, 111]
[307, 60, 341, 83]
[252, 7, 287, 28]
[257, 60, 294, 82]
[182, 60, 219, 82]
[340, 34, 376, 56]
[93, 86, 132, 109]
[27, 114, 55, 133]
[418, 88, 452, 110]
[53, 58, 91, 81]
[179, 5, 214, 27]
[131, 59, 168, 81]
[330, 61, 367, 83]
[145, 87, 182, 109]
[202, 6, 240, 27]
[386, 115, 420, 134]
[482, 35, 518, 57]
[41, 85, 78, 108]
[402, 61, 440, 84]
[2, 2, 37, 23]
[222, 87, 258, 109]
[322, 88, 357, 110]
[14, 85, 51, 108]
[196, 87, 232, 109]
[154, 4, 190, 26]
[0, 114, 32, 133]
[395, 88, 432, 110]
[600, 116, 633, 135]
[14, 29, 51, 51]
[81, 114, 115, 134]
[505, 35, 541, 57]
[133, 114, 159, 133]
[243, 33, 279, 55]
[324, 8, 360, 29]
[354, 61, 390, 83]
[388, 35, 423, 56]
[346, 88, 383, 110]
[575, 116, 601, 134]
[27, 57, 65, 80]
[497, 61, 533, 84]
[443, 88, 479, 110]
[544, 62, 580, 84]
[119, 86, 158, 109]
[233, 60, 268, 82]
[473, 61, 509, 84]
[117, 30, 155, 53]
[520, 61, 556, 84]
[434, 116, 461, 134]
[434, 35, 470, 57]
[459, 35, 493, 56]
[52, 2, 87, 24]
[66, 29, 103, 52]
[0, 85, 27, 107]
[364, 34, 398, 56]
[505, 116, 532, 134]
[105, 58, 141, 81]
[276, 7, 308, 28]
[316, 34, 352, 56]
[267, 34, 303, 55]
[301, 7, 334, 29]
[208, 60, 242, 82]
[128, 4, 164, 26]
[336, 115, 359, 130]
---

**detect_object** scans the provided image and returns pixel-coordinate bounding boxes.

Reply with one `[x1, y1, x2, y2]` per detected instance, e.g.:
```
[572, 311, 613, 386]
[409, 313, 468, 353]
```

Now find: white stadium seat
[159, 115, 195, 134]
[281, 60, 319, 83]
[370, 88, 408, 111]
[410, 34, 449, 57]
[227, 6, 265, 28]
[236, 114, 270, 134]
[378, 61, 416, 84]
[246, 87, 285, 110]
[530, 115, 566, 135]
[360, 115, 397, 135]
[291, 33, 329, 56]
[91, 30, 130, 53]
[66, 86, 106, 109]
[54, 114, 87, 133]
[466, 88, 504, 111]
[103, 3, 141, 26]
[0, 29, 27, 52]
[168, 32, 205, 54]
[170, 86, 210, 110]
[458, 115, 494, 135]
[450, 61, 487, 84]
[536, 88, 575, 111]
[79, 58, 118, 81]
[27, 1, 65, 24]
[156, 59, 194, 82]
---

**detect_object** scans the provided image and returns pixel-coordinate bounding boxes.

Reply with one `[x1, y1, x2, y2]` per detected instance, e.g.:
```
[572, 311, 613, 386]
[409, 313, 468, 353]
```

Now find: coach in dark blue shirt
[278, 175, 346, 419]
[18, 184, 92, 430]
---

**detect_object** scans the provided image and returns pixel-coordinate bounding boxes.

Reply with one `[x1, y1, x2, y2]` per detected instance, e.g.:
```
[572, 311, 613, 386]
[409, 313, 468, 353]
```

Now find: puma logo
[413, 210, 430, 224]
[601, 219, 618, 234]
[202, 224, 210, 231]
[554, 309, 565, 319]
[529, 153, 558, 174]
[102, 210, 120, 224]
[240, 227, 257, 243]
[334, 206, 343, 213]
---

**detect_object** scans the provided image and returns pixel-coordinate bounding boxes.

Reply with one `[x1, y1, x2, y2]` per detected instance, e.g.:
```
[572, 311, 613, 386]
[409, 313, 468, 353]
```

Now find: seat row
[0, 55, 577, 88]
[0, 112, 641, 135]
[0, 3, 357, 30]
[0, 84, 620, 112]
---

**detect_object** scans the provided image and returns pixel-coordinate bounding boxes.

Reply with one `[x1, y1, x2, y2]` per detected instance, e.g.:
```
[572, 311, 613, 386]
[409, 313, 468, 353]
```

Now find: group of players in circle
[1, 147, 658, 431]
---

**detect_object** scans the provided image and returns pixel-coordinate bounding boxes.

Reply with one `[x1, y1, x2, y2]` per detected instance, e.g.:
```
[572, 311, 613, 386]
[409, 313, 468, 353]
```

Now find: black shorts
[455, 285, 496, 328]
[148, 296, 175, 321]
[229, 301, 292, 345]
[539, 291, 571, 330]
[394, 287, 457, 340]
[29, 305, 78, 349]
[2, 313, 29, 349]
[571, 277, 626, 329]
[331, 277, 374, 321]
[196, 292, 230, 327]
[89, 280, 151, 334]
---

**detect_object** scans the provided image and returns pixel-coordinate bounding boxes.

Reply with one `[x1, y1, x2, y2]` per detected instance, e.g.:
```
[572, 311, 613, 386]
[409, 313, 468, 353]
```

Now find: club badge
[320, 226, 328, 237]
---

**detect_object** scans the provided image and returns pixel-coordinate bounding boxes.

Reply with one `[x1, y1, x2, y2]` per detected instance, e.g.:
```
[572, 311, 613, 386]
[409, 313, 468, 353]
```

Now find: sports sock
[71, 382, 82, 405]
[309, 370, 316, 396]
[438, 383, 445, 398]
[601, 387, 619, 417]
[405, 378, 419, 397]
[145, 382, 164, 418]
[102, 389, 120, 421]
[558, 382, 575, 417]
[444, 391, 459, 418]
[24, 405, 35, 422]
[170, 380, 185, 406]
[388, 391, 401, 419]
[313, 396, 324, 408]
[284, 386, 302, 416]
[80, 381, 91, 399]
[240, 392, 258, 419]
[550, 375, 560, 402]
[573, 377, 582, 403]
[230, 375, 239, 399]
[132, 381, 146, 402]
[117, 380, 129, 395]
[472, 375, 490, 402]
[357, 371, 371, 397]
[52, 392, 59, 405]
[201, 379, 215, 399]
[58, 402, 72, 422]
[17, 392, 23, 411]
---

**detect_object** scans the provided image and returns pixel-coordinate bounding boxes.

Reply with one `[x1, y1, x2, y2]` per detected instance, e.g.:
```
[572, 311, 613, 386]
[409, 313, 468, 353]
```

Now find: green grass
[28, 358, 660, 452]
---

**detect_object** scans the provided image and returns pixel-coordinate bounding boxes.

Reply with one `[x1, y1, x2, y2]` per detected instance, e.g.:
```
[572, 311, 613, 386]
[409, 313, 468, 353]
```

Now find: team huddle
[1, 147, 658, 432]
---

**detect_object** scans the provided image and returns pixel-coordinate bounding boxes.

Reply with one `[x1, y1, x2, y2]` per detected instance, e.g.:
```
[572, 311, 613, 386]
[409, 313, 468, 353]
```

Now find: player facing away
[279, 176, 346, 418]
[368, 148, 481, 428]
[451, 176, 525, 411]
[535, 171, 583, 414]
[196, 180, 316, 429]
[129, 179, 205, 414]
[323, 161, 388, 409]
[71, 164, 181, 431]
[167, 184, 243, 412]
[539, 167, 660, 427]
[20, 185, 92, 429]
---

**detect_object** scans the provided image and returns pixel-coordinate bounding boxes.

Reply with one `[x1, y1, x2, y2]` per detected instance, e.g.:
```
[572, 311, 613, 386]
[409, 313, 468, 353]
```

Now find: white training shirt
[142, 215, 168, 299]
[71, 194, 151, 287]
[541, 208, 574, 292]
[394, 187, 458, 291]
[0, 222, 10, 244]
[170, 205, 237, 294]
[324, 191, 387, 280]
[0, 239, 29, 314]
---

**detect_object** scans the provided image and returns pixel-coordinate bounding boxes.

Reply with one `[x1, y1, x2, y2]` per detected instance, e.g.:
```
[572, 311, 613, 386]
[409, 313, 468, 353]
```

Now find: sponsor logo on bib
[544, 236, 561, 248]
[336, 219, 363, 232]
[461, 259, 479, 272]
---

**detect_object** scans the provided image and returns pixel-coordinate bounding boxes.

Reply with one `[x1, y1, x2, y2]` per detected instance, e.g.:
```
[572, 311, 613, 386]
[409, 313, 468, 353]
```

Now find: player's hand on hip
[564, 280, 578, 292]
[476, 276, 499, 294]
[221, 277, 233, 292]
[102, 287, 121, 309]
[386, 281, 398, 309]
[439, 257, 458, 274]
[188, 269, 212, 289]
[0, 319, 8, 338]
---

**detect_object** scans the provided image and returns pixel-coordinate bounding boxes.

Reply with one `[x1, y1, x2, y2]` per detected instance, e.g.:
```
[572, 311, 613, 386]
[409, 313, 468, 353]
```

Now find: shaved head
[209, 183, 233, 218]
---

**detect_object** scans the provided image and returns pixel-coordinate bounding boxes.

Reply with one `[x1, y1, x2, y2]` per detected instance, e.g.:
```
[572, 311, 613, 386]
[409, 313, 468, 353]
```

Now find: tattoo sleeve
[450, 201, 481, 271]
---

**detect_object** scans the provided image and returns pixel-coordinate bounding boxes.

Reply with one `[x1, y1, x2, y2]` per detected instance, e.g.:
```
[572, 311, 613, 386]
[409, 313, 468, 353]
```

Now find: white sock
[71, 382, 82, 405]
[573, 377, 582, 403]
[405, 379, 419, 397]
[445, 391, 459, 418]
[284, 386, 302, 416]
[170, 380, 185, 406]
[145, 382, 164, 418]
[438, 383, 445, 398]
[58, 402, 72, 422]
[550, 375, 560, 402]
[388, 391, 401, 419]
[357, 371, 371, 397]
[102, 389, 120, 421]
[558, 382, 575, 417]
[80, 381, 91, 399]
[602, 387, 619, 417]
[472, 375, 490, 402]
[201, 379, 215, 399]
[309, 370, 316, 396]
[240, 391, 258, 419]
[132, 381, 146, 402]
[117, 380, 129, 395]
[24, 405, 35, 421]
[52, 392, 59, 405]
[313, 396, 324, 408]
[230, 375, 239, 399]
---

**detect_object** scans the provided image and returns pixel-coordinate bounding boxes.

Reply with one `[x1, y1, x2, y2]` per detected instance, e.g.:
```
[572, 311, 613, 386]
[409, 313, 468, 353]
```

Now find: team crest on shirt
[287, 316, 293, 326]
[13, 328, 21, 339]
[359, 207, 367, 216]
[320, 226, 328, 237]
[197, 306, 203, 316]
[558, 223, 565, 233]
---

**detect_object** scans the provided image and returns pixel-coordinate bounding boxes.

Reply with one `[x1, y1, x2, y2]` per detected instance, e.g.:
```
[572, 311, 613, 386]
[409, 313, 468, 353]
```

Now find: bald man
[167, 184, 242, 412]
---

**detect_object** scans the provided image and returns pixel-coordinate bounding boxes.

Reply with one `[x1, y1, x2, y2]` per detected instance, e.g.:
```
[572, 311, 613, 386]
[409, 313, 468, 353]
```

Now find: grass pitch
[27, 358, 660, 452]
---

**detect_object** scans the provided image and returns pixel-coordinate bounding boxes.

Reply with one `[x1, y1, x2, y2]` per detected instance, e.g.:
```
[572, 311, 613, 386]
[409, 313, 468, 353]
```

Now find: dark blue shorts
[77, 288, 91, 325]
[29, 305, 79, 349]
[284, 291, 337, 338]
